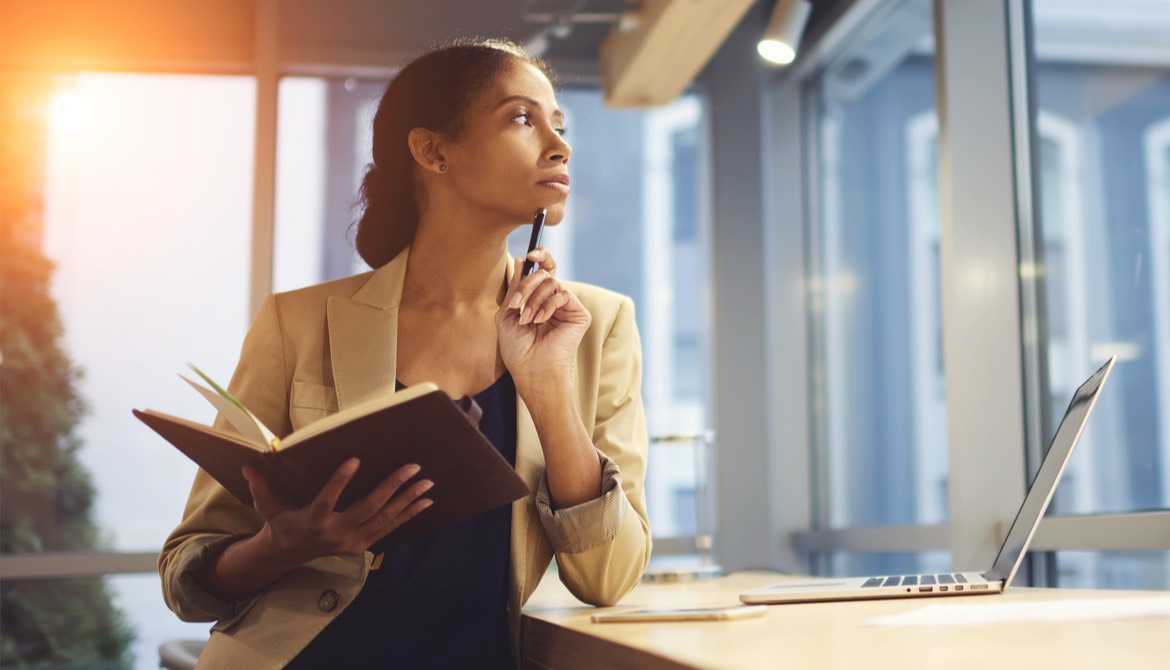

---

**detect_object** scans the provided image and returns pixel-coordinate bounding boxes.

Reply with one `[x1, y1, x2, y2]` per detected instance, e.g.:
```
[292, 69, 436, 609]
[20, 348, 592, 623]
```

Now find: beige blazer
[157, 249, 652, 669]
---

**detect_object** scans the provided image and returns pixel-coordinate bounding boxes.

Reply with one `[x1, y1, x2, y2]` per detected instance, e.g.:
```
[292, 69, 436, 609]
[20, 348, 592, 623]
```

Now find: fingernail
[531, 249, 544, 258]
[533, 307, 547, 323]
[508, 293, 522, 310]
[344, 458, 360, 474]
[519, 306, 530, 324]
[405, 463, 421, 477]
[420, 499, 434, 510]
[418, 480, 434, 493]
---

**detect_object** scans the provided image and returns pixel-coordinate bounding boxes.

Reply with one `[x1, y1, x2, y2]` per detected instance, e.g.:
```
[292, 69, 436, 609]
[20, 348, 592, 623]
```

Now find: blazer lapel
[326, 249, 410, 410]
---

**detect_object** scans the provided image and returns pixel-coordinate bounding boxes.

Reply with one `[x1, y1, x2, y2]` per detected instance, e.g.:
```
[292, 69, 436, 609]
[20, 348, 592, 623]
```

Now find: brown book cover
[133, 381, 529, 548]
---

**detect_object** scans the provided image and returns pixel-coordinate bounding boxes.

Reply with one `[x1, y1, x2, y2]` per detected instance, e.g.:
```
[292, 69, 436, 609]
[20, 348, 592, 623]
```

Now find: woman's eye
[511, 113, 566, 137]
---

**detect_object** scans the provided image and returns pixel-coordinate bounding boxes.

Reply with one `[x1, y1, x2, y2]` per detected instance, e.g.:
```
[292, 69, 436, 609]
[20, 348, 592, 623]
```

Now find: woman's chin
[540, 202, 567, 226]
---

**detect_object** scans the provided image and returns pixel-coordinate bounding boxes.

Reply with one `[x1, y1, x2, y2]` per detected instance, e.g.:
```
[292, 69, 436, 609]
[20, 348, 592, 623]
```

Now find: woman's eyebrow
[496, 95, 564, 120]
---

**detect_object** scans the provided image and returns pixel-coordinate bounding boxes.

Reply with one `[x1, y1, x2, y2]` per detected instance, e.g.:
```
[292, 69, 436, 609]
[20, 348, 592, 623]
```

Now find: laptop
[741, 356, 1116, 605]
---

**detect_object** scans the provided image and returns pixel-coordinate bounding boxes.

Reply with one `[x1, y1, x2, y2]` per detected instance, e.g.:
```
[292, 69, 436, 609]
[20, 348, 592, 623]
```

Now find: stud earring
[439, 164, 447, 172]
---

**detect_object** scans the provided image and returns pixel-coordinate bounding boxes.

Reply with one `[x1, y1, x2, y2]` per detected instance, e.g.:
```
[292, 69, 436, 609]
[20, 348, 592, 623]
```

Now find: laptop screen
[987, 357, 1115, 587]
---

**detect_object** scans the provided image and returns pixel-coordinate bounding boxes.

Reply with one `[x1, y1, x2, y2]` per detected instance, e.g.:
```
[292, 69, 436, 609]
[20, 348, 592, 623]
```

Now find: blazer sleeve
[157, 294, 292, 622]
[532, 295, 652, 606]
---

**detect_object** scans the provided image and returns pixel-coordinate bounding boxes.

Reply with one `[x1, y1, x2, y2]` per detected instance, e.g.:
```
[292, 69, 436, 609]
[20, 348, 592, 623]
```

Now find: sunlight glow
[50, 89, 91, 132]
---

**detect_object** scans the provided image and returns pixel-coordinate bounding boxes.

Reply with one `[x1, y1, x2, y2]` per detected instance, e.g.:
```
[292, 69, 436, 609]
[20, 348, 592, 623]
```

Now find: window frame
[770, 0, 1170, 577]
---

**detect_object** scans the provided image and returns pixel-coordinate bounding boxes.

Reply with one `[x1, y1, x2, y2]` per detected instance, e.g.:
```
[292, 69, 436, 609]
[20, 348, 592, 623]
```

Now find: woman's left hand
[496, 248, 591, 393]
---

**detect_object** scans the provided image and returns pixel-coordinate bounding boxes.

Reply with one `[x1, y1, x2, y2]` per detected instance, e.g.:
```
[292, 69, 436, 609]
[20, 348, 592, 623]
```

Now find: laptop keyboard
[862, 573, 970, 588]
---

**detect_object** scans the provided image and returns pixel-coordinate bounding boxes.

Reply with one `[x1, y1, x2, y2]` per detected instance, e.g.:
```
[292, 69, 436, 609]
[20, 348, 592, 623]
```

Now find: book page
[180, 372, 276, 450]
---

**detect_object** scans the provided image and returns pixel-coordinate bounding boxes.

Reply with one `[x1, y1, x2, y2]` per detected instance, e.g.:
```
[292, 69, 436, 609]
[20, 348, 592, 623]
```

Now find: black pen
[521, 208, 547, 278]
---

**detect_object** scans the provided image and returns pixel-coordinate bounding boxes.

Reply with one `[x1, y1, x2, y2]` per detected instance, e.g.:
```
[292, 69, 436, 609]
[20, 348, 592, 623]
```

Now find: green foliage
[1, 74, 134, 669]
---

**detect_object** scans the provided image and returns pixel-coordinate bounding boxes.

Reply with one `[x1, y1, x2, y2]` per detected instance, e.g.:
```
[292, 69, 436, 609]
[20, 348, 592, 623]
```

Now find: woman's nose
[546, 133, 571, 164]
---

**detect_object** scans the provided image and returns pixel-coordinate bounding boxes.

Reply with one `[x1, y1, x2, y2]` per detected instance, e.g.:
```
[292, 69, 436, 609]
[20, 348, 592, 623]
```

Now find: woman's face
[443, 60, 572, 227]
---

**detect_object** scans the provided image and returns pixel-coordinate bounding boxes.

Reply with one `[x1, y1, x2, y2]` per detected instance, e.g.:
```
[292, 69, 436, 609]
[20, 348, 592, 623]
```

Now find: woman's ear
[407, 128, 448, 175]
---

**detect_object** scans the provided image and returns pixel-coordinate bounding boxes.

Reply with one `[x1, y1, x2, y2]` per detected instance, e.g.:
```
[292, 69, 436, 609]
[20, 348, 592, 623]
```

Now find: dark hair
[354, 38, 557, 268]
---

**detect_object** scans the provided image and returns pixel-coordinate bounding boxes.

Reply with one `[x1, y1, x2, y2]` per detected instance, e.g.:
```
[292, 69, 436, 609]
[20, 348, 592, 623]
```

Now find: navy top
[286, 373, 517, 669]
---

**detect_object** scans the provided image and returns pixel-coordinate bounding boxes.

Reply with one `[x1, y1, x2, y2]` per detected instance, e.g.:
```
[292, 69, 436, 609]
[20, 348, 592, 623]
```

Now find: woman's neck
[402, 216, 511, 310]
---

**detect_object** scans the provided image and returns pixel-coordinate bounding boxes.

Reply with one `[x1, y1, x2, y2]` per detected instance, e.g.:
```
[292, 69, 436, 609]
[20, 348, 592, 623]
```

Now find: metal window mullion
[1007, 0, 1048, 490]
[1012, 512, 1170, 552]
[1005, 0, 1059, 587]
[0, 552, 159, 580]
[763, 69, 814, 574]
[707, 5, 774, 572]
[793, 524, 950, 556]
[801, 76, 832, 577]
[249, 0, 279, 318]
[791, 511, 1170, 556]
[933, 0, 1030, 572]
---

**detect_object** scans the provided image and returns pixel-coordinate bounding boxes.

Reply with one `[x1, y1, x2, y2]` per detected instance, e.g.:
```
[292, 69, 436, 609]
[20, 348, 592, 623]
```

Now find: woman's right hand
[242, 458, 434, 566]
[199, 459, 432, 601]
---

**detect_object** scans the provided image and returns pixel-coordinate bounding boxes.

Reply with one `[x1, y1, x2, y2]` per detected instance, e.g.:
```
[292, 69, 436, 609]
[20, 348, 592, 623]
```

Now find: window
[5, 71, 256, 668]
[274, 76, 383, 291]
[806, 0, 946, 577]
[1027, 0, 1170, 588]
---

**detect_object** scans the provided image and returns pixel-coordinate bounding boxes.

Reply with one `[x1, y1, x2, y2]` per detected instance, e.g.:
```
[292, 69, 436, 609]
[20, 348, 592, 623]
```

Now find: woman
[158, 39, 651, 669]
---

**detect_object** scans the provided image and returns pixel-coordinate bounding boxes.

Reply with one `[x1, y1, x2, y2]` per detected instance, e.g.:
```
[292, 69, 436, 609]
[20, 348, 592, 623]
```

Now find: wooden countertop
[521, 571, 1170, 669]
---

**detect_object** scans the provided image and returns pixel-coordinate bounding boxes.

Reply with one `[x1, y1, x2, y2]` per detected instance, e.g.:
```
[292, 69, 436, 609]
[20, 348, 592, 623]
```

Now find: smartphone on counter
[590, 605, 768, 623]
[521, 208, 547, 277]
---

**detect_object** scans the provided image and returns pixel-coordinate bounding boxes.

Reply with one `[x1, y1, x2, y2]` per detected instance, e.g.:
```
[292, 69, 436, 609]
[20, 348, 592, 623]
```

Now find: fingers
[518, 270, 568, 325]
[242, 464, 268, 511]
[343, 463, 426, 524]
[529, 286, 572, 325]
[307, 457, 361, 516]
[503, 249, 558, 312]
[355, 479, 435, 542]
[339, 463, 435, 546]
[243, 463, 292, 519]
[526, 248, 557, 276]
[505, 252, 570, 326]
[371, 463, 423, 508]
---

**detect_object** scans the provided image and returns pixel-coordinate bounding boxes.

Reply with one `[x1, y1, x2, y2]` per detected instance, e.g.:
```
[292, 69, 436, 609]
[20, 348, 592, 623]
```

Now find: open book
[134, 365, 529, 547]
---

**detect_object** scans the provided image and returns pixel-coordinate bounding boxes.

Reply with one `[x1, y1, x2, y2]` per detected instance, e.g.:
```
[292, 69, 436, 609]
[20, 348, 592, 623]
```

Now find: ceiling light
[758, 0, 811, 66]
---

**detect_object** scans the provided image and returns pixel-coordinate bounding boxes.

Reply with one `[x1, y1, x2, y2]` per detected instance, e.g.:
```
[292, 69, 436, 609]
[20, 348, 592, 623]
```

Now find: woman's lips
[538, 174, 570, 194]
[539, 181, 570, 194]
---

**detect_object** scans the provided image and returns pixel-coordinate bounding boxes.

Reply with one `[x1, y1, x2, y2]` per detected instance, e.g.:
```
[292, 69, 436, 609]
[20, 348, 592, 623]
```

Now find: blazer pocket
[289, 381, 339, 431]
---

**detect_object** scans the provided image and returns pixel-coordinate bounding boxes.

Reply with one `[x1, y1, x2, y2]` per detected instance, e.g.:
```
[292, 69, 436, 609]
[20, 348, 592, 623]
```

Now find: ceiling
[0, 0, 841, 81]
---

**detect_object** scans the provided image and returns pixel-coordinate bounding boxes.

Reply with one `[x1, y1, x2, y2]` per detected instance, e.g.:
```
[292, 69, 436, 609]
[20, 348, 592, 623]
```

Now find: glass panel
[40, 72, 255, 548]
[271, 79, 711, 547]
[1050, 551, 1170, 590]
[645, 432, 715, 558]
[274, 76, 384, 291]
[808, 0, 946, 552]
[1029, 0, 1170, 519]
[2, 72, 254, 668]
[825, 551, 950, 578]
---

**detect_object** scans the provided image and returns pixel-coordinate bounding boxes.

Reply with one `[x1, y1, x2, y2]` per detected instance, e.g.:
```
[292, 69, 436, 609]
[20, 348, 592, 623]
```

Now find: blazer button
[317, 589, 339, 613]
